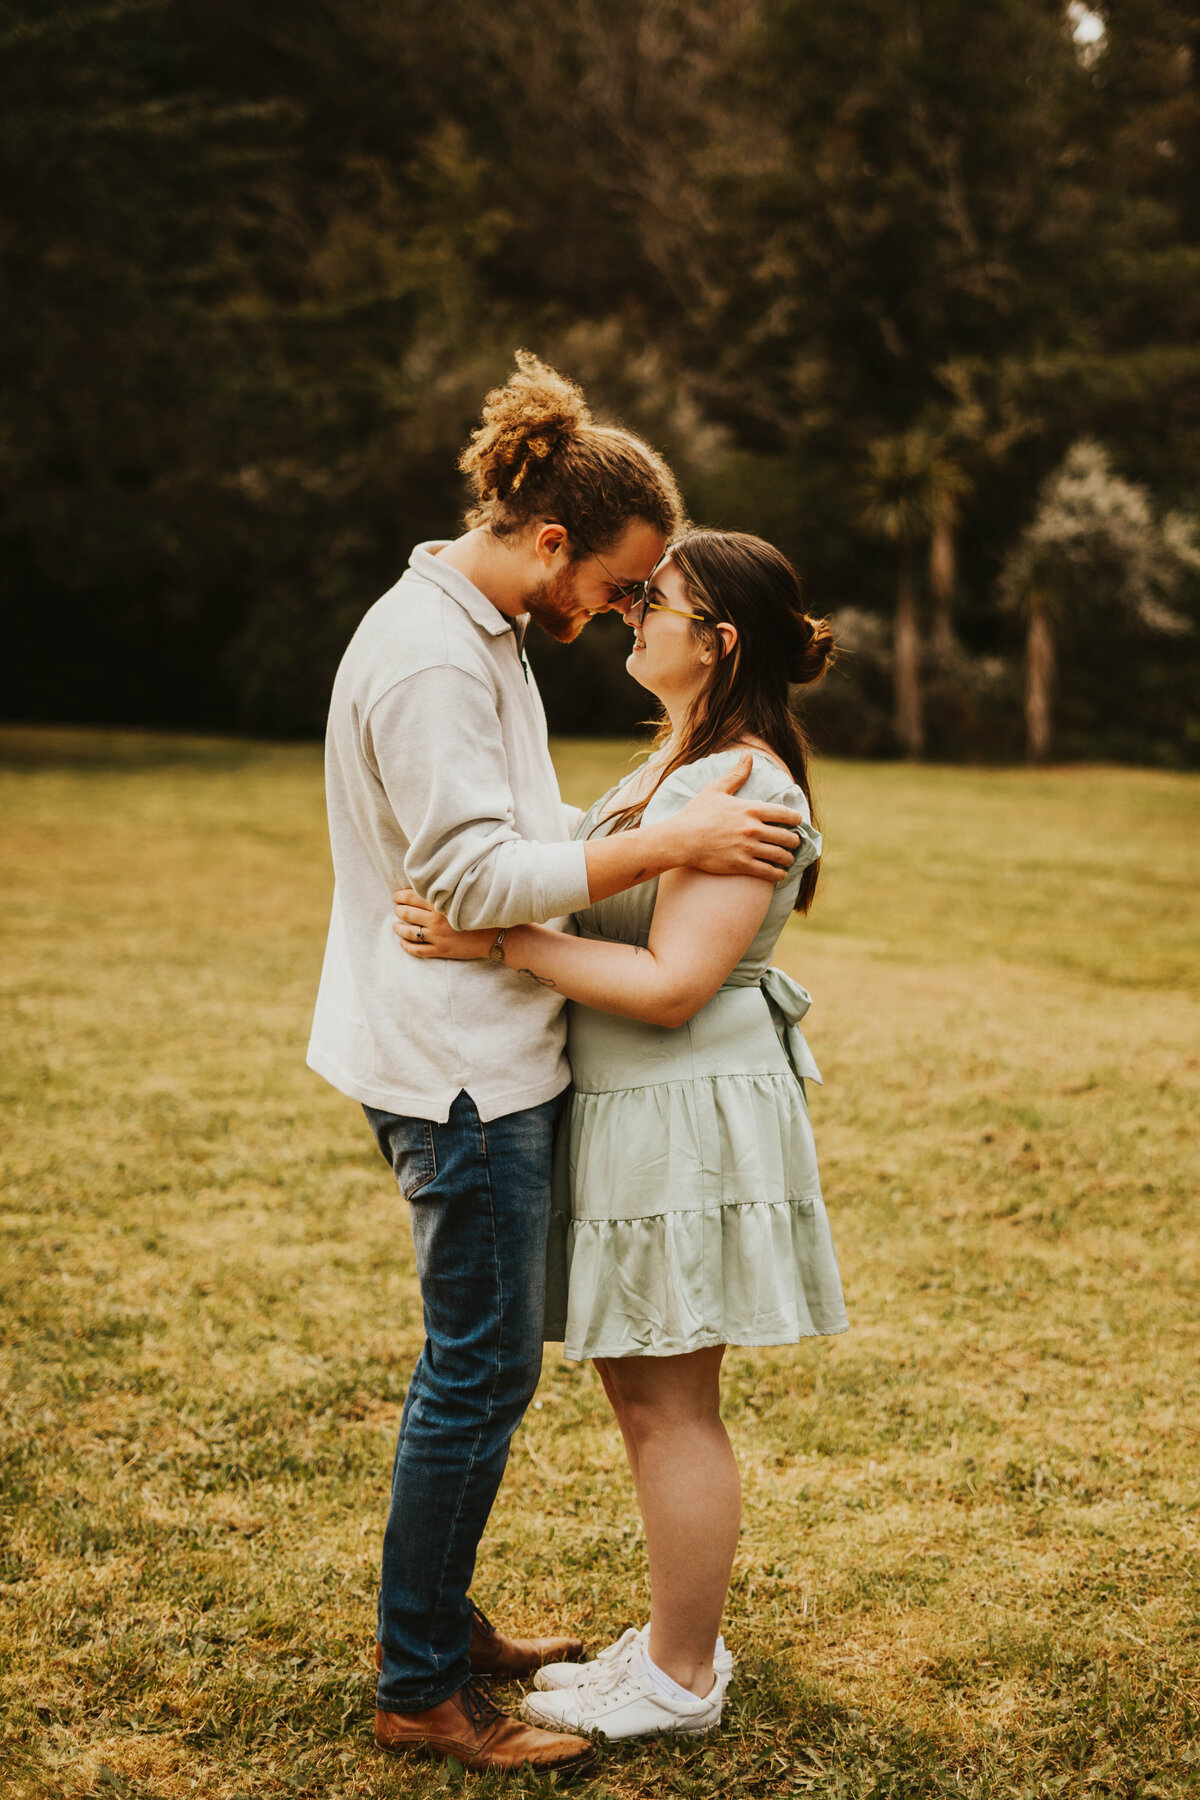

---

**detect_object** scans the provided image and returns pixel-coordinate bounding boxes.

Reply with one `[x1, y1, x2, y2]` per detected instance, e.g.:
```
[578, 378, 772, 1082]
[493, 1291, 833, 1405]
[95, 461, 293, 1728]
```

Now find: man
[308, 353, 804, 1773]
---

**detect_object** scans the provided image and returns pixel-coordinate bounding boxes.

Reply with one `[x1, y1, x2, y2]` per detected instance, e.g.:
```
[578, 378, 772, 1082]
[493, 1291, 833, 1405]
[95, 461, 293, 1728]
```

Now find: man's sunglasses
[587, 547, 709, 627]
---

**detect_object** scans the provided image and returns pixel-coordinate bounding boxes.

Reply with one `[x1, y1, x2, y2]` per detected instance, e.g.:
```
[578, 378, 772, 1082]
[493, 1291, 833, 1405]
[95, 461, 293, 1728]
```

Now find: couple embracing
[307, 353, 848, 1774]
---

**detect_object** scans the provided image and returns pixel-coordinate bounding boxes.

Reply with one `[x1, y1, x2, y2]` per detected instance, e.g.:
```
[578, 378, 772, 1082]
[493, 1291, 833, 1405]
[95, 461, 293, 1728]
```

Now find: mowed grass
[1, 725, 1198, 1800]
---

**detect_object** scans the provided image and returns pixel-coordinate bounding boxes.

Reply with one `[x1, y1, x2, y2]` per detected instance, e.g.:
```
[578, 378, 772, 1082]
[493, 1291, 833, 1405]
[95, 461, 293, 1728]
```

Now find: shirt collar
[408, 541, 528, 642]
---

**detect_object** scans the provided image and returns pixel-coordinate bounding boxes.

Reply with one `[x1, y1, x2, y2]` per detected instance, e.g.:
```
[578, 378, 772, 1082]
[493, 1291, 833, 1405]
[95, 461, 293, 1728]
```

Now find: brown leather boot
[468, 1600, 585, 1679]
[373, 1601, 585, 1683]
[375, 1677, 594, 1772]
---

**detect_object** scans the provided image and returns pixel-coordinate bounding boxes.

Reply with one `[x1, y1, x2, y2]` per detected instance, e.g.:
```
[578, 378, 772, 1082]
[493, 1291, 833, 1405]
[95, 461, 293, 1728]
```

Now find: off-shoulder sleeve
[640, 750, 822, 872]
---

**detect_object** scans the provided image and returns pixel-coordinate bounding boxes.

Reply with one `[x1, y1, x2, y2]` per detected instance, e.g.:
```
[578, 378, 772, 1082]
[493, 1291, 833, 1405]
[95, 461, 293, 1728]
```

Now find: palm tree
[999, 440, 1196, 762]
[1023, 584, 1056, 763]
[928, 460, 973, 657]
[860, 431, 969, 758]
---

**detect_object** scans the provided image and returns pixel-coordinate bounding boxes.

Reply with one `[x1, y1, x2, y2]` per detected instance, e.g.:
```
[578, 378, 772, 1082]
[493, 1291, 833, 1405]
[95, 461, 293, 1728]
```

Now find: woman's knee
[605, 1350, 724, 1444]
[609, 1386, 713, 1449]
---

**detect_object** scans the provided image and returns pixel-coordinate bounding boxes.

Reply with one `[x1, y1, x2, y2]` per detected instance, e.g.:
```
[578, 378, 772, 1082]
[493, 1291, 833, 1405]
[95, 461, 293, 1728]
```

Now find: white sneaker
[534, 1624, 735, 1695]
[533, 1624, 646, 1691]
[521, 1645, 724, 1741]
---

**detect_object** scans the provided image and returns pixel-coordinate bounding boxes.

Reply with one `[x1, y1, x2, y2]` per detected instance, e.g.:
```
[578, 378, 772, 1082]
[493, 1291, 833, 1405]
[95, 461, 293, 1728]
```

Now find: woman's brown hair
[599, 529, 835, 913]
[459, 350, 685, 550]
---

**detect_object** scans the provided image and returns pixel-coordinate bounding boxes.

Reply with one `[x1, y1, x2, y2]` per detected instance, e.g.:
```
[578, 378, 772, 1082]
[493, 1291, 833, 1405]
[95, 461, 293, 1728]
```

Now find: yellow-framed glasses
[625, 592, 709, 628]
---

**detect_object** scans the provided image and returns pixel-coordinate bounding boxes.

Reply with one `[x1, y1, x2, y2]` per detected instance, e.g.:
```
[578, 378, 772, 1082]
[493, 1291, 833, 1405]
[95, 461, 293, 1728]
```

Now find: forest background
[3, 0, 1200, 764]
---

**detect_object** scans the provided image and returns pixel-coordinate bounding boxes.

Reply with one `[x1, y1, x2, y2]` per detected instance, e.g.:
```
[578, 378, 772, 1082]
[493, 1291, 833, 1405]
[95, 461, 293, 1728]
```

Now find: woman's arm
[509, 868, 773, 1025]
[394, 867, 774, 1029]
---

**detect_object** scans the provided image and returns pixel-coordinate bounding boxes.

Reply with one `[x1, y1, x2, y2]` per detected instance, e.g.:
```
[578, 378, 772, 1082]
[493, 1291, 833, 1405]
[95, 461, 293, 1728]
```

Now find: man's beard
[524, 564, 590, 644]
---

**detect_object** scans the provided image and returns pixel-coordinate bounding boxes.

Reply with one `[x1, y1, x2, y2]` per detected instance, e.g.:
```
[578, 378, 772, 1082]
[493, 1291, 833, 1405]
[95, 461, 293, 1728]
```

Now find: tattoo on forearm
[518, 968, 558, 989]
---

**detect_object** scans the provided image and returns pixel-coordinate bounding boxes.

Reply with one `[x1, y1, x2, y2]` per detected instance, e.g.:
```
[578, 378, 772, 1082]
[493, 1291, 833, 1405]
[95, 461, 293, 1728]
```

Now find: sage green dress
[546, 750, 848, 1361]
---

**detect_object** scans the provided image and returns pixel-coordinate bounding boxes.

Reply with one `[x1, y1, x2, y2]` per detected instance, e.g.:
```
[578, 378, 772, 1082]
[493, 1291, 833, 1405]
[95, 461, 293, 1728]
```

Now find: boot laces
[469, 1599, 497, 1639]
[460, 1677, 504, 1732]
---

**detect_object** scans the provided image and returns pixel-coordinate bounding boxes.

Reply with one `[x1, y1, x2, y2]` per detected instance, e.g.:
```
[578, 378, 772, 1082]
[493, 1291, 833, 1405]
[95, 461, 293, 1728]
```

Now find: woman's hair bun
[460, 350, 591, 502]
[787, 613, 836, 686]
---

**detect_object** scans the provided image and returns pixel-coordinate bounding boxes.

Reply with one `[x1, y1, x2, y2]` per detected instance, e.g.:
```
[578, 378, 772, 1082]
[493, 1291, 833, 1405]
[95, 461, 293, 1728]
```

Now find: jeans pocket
[385, 1119, 438, 1201]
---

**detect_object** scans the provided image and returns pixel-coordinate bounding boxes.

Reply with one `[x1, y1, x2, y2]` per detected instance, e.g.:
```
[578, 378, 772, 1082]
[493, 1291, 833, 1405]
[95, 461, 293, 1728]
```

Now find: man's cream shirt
[307, 543, 591, 1122]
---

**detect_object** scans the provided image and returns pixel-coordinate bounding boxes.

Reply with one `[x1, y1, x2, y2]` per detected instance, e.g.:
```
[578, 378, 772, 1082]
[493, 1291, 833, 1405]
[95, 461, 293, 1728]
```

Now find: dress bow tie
[760, 966, 823, 1086]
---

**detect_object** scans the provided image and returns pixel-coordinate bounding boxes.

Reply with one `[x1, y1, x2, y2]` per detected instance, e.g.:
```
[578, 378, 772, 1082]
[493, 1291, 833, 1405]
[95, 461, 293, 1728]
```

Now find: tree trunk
[929, 515, 956, 656]
[1025, 590, 1054, 763]
[894, 553, 923, 758]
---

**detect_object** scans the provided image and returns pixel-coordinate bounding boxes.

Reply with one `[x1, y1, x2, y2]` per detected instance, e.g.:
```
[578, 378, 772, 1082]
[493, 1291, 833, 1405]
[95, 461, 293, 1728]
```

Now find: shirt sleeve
[365, 666, 592, 929]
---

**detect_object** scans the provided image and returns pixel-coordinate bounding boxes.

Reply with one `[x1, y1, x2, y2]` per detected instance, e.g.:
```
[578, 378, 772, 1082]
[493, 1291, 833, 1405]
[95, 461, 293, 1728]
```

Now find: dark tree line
[2, 0, 1198, 760]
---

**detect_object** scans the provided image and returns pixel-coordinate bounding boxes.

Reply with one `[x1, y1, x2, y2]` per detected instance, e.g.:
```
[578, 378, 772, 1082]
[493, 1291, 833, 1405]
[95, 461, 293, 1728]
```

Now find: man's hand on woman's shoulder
[668, 751, 802, 883]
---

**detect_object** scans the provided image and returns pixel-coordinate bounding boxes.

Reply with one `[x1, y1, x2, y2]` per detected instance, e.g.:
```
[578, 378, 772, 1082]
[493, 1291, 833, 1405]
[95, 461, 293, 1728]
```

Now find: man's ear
[533, 522, 570, 569]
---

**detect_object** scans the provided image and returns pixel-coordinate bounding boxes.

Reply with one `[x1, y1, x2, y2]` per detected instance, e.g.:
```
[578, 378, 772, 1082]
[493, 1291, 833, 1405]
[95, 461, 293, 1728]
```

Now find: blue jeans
[364, 1088, 559, 1713]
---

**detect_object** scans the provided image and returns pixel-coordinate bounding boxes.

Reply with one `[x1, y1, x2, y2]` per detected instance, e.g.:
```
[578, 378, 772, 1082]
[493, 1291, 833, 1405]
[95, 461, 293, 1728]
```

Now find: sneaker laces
[579, 1646, 647, 1703]
[581, 1644, 722, 1714]
[460, 1677, 505, 1732]
[592, 1625, 642, 1670]
[544, 1625, 641, 1698]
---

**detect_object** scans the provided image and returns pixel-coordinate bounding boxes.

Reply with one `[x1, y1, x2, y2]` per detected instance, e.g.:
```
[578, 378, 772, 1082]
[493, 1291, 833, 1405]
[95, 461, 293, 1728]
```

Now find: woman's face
[626, 559, 731, 712]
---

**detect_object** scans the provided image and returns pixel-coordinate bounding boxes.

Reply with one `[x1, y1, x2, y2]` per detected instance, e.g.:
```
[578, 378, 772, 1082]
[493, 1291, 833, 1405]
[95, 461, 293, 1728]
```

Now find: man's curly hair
[459, 350, 684, 554]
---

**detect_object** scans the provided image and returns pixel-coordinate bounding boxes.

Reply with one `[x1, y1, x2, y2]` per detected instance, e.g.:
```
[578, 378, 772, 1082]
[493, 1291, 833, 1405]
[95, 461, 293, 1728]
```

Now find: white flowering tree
[999, 441, 1198, 762]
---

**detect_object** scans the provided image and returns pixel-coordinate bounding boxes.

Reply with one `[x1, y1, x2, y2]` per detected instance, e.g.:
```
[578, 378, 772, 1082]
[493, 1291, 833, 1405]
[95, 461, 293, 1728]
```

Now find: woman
[393, 528, 848, 1740]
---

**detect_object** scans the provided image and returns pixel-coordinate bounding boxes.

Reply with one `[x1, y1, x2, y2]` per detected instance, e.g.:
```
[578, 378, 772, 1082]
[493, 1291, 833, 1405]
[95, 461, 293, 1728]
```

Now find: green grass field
[1, 726, 1198, 1800]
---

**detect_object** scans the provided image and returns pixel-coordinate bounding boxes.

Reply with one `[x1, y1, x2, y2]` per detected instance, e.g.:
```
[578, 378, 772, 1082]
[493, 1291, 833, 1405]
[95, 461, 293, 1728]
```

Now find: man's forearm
[581, 819, 686, 904]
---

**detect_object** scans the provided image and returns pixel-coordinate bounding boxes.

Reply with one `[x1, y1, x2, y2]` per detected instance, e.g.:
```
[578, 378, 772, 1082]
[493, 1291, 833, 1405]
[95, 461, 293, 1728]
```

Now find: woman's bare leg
[598, 1345, 739, 1697]
[594, 1356, 642, 1492]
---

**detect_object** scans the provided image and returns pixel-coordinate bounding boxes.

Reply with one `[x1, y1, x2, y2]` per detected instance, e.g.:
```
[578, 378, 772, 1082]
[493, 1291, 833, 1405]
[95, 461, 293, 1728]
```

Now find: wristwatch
[488, 929, 507, 965]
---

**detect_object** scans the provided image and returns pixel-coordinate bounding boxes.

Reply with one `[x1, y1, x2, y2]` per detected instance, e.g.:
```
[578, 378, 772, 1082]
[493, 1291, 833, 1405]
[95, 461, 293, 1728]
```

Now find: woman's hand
[392, 888, 498, 961]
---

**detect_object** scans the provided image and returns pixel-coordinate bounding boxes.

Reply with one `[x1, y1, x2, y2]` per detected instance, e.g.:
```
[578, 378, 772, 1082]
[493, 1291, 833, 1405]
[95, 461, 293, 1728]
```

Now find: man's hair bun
[456, 350, 685, 547]
[460, 350, 592, 504]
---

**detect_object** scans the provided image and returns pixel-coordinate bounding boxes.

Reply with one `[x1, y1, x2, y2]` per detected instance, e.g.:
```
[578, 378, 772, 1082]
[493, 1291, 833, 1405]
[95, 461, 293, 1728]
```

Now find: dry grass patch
[1, 726, 1197, 1800]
